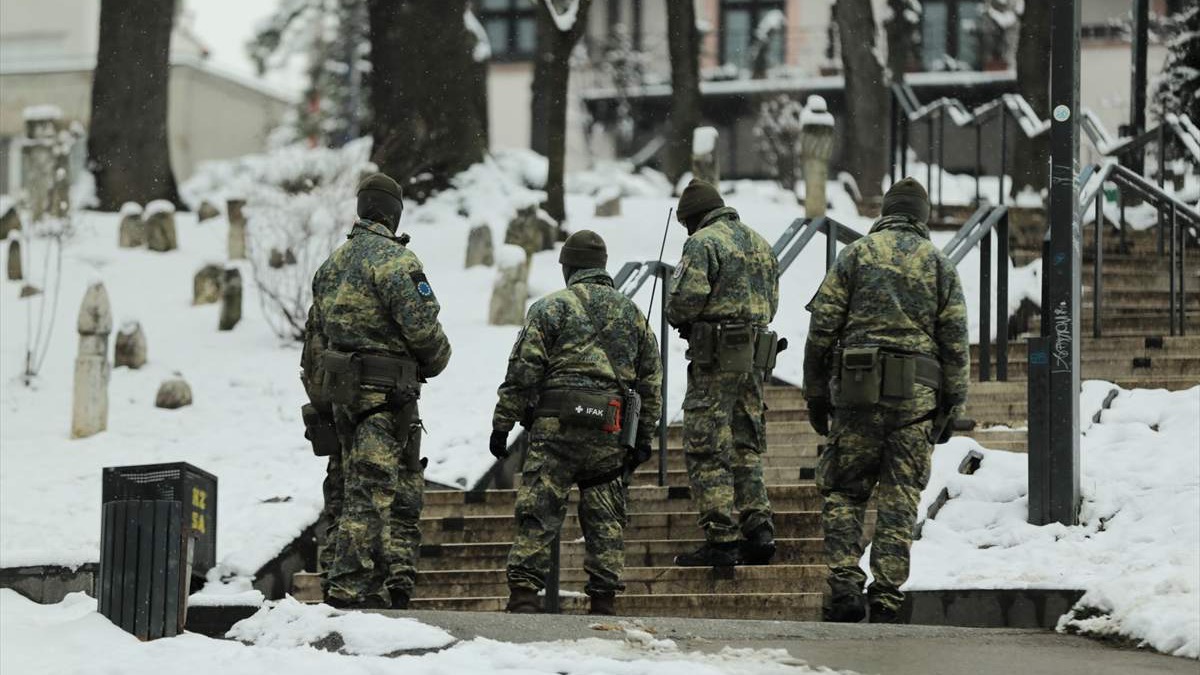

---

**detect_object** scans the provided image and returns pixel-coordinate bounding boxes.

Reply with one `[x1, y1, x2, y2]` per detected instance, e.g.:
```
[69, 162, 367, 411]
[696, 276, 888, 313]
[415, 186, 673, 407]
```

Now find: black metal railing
[1081, 110, 1200, 186]
[774, 215, 862, 274]
[942, 205, 1011, 381]
[1077, 162, 1200, 337]
[889, 83, 1048, 220]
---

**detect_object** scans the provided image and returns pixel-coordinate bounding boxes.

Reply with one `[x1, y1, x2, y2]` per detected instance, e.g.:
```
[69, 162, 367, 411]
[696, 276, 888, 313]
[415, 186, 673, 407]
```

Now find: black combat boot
[823, 593, 867, 623]
[674, 541, 739, 567]
[869, 602, 902, 624]
[505, 587, 541, 614]
[738, 526, 776, 565]
[389, 590, 410, 610]
[588, 593, 616, 616]
[326, 594, 390, 611]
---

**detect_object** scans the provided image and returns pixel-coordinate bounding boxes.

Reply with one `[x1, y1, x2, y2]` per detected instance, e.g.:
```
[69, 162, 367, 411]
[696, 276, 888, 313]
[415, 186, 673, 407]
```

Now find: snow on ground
[907, 383, 1200, 658]
[0, 590, 843, 674]
[0, 152, 1036, 584]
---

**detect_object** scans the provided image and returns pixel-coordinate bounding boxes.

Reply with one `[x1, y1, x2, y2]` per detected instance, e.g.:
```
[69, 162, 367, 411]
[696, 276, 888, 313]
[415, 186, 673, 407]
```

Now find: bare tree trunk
[1012, 0, 1051, 197]
[665, 0, 701, 185]
[88, 0, 182, 211]
[884, 0, 918, 81]
[835, 0, 889, 202]
[367, 0, 488, 201]
[531, 0, 593, 227]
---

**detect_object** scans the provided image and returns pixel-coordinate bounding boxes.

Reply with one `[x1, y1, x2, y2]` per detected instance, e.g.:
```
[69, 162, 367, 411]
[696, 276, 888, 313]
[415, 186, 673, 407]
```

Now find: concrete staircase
[283, 216, 1199, 620]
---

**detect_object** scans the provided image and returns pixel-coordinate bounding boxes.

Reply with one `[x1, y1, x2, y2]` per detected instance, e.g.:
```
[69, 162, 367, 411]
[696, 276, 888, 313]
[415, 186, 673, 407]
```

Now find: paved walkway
[382, 609, 1193, 675]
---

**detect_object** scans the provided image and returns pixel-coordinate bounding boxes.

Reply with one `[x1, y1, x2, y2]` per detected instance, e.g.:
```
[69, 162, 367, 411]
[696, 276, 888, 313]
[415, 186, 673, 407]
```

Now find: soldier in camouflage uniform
[666, 179, 782, 568]
[491, 230, 662, 616]
[803, 177, 968, 623]
[302, 173, 452, 610]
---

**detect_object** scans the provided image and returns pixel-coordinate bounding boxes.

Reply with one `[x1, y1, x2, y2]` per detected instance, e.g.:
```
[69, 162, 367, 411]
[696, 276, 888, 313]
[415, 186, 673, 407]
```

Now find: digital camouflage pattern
[493, 268, 662, 443]
[666, 207, 780, 329]
[508, 426, 629, 597]
[303, 218, 452, 605]
[682, 367, 772, 543]
[494, 268, 662, 597]
[819, 386, 937, 610]
[802, 214, 969, 417]
[667, 207, 780, 544]
[803, 212, 969, 612]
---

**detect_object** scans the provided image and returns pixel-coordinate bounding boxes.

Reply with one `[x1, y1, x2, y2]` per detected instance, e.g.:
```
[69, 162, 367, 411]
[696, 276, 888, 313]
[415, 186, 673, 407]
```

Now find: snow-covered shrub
[754, 95, 805, 191]
[1153, 4, 1199, 125]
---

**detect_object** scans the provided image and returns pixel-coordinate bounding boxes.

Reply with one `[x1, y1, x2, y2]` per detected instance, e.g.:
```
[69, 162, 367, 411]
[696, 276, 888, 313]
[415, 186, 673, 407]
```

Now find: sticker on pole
[1053, 105, 1071, 122]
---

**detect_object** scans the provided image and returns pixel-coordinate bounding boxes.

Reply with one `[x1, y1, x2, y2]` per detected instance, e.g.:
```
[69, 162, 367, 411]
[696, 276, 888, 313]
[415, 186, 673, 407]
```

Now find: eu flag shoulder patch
[410, 272, 434, 299]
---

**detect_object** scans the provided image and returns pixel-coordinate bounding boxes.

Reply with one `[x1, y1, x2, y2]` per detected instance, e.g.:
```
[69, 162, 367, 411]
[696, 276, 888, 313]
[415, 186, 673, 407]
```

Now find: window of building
[720, 0, 786, 71]
[478, 0, 537, 61]
[920, 0, 985, 71]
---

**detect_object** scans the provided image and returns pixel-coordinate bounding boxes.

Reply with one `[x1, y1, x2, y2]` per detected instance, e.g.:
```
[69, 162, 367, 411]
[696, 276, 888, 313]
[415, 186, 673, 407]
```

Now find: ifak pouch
[558, 391, 622, 431]
[837, 346, 882, 407]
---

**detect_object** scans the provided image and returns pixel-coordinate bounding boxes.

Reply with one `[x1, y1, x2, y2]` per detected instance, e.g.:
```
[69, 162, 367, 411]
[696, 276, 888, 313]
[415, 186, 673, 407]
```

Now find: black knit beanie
[676, 179, 724, 220]
[559, 230, 608, 269]
[881, 177, 930, 223]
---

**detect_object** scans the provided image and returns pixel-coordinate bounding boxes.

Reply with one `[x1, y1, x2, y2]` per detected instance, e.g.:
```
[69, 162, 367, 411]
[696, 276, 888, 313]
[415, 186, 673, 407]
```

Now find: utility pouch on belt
[392, 397, 423, 472]
[618, 388, 641, 451]
[301, 403, 339, 457]
[838, 347, 882, 407]
[557, 391, 622, 431]
[321, 351, 362, 405]
[754, 330, 780, 373]
[686, 322, 717, 365]
[880, 352, 917, 399]
[717, 322, 756, 373]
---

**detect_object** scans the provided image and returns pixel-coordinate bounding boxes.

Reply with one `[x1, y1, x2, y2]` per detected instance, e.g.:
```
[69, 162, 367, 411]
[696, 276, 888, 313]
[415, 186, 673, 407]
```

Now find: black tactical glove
[489, 430, 511, 460]
[807, 397, 831, 437]
[936, 421, 955, 444]
[776, 337, 789, 353]
[627, 442, 653, 469]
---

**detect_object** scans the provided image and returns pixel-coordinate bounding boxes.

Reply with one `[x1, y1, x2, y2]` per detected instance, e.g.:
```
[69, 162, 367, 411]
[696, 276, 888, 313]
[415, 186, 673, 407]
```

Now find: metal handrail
[942, 205, 1011, 381]
[775, 216, 862, 275]
[889, 83, 1049, 218]
[1078, 162, 1196, 337]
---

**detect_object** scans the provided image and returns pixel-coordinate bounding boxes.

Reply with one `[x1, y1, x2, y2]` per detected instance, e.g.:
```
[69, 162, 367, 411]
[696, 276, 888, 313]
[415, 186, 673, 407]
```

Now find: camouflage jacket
[802, 214, 969, 416]
[666, 207, 780, 330]
[301, 219, 452, 404]
[492, 268, 663, 445]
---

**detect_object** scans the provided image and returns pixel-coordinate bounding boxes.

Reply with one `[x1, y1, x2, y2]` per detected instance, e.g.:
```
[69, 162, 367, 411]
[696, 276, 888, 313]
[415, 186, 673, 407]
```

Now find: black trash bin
[98, 463, 217, 640]
[102, 462, 217, 577]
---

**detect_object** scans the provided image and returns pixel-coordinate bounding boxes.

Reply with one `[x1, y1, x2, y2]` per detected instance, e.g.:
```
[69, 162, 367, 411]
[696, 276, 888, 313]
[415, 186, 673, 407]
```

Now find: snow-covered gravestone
[21, 105, 62, 223]
[465, 224, 494, 268]
[144, 200, 177, 252]
[155, 374, 192, 409]
[6, 238, 20, 281]
[504, 206, 556, 258]
[219, 267, 242, 331]
[488, 244, 529, 326]
[193, 264, 223, 305]
[71, 282, 111, 439]
[197, 201, 220, 222]
[227, 198, 247, 260]
[593, 186, 621, 217]
[118, 202, 144, 248]
[0, 202, 20, 239]
[799, 95, 836, 219]
[114, 321, 147, 369]
[692, 126, 720, 185]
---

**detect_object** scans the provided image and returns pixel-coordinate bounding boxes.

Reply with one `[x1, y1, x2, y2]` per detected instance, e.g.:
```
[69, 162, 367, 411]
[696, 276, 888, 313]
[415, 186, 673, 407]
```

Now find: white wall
[0, 0, 99, 65]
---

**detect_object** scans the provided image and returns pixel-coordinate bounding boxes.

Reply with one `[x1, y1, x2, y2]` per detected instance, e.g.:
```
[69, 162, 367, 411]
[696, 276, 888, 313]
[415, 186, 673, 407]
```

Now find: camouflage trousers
[507, 419, 628, 598]
[817, 388, 936, 611]
[682, 364, 773, 544]
[317, 451, 344, 579]
[325, 397, 424, 605]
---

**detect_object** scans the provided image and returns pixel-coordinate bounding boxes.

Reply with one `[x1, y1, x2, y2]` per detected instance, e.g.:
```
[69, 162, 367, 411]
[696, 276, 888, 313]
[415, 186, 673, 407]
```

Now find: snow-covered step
[408, 592, 825, 621]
